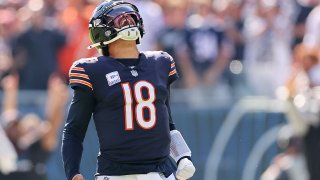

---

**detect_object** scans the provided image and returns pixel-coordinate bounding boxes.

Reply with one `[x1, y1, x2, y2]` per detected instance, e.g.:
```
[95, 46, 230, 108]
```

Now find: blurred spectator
[285, 43, 320, 180]
[303, 94, 320, 180]
[260, 125, 309, 180]
[12, 8, 66, 90]
[157, 0, 199, 88]
[185, 0, 231, 88]
[291, 0, 318, 48]
[127, 0, 165, 51]
[58, 0, 97, 78]
[221, 0, 248, 97]
[289, 85, 320, 180]
[302, 1, 320, 87]
[0, 8, 15, 80]
[243, 0, 294, 96]
[153, 0, 166, 8]
[0, 74, 69, 180]
[286, 44, 319, 96]
[303, 1, 320, 47]
[224, 0, 246, 61]
[43, 0, 59, 17]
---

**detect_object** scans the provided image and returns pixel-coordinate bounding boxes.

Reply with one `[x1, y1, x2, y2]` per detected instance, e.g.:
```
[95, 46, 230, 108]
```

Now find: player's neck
[108, 40, 139, 59]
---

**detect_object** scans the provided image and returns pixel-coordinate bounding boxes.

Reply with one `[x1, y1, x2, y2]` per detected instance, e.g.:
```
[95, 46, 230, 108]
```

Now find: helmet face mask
[88, 1, 145, 50]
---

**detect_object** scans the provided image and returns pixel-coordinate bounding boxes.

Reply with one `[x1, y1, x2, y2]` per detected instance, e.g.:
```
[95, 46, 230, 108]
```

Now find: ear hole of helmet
[104, 27, 117, 39]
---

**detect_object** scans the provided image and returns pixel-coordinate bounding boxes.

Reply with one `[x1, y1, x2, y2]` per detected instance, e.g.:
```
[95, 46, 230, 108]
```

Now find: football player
[61, 1, 196, 180]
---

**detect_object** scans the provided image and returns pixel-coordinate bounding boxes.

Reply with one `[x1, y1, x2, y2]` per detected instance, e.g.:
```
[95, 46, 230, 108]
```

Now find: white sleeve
[170, 130, 192, 162]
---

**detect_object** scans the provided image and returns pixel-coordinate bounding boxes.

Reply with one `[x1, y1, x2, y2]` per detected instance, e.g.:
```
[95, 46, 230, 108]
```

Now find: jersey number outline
[121, 81, 156, 130]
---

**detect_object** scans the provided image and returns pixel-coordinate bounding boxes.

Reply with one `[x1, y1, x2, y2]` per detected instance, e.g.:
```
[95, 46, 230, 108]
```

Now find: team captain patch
[106, 71, 121, 86]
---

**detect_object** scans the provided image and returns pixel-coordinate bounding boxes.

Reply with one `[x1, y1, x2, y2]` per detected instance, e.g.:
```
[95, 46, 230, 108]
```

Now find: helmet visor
[104, 4, 140, 26]
[111, 12, 139, 29]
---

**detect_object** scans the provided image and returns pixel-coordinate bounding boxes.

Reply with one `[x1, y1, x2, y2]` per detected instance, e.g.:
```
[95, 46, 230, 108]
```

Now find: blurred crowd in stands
[0, 0, 320, 179]
[0, 0, 319, 96]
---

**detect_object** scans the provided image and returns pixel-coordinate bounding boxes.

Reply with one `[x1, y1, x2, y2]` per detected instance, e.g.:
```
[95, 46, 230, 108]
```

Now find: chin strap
[87, 36, 122, 49]
[88, 26, 141, 49]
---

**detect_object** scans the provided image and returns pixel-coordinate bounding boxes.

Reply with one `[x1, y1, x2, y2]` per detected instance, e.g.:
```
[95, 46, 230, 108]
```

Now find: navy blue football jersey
[68, 51, 179, 176]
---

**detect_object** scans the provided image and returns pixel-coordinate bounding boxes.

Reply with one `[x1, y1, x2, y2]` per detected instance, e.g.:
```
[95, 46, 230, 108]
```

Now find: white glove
[176, 158, 196, 180]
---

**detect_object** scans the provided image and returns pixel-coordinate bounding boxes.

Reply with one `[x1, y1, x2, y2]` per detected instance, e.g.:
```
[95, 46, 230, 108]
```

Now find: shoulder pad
[72, 57, 99, 67]
[143, 51, 172, 61]
[143, 51, 161, 58]
[159, 51, 173, 62]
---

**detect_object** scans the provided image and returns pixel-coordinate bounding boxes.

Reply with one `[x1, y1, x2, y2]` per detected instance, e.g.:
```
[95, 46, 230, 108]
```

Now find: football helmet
[88, 0, 145, 49]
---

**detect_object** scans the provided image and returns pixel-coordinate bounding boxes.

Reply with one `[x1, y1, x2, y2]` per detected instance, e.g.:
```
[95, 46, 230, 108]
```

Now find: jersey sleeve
[69, 62, 93, 91]
[62, 87, 95, 180]
[163, 52, 179, 85]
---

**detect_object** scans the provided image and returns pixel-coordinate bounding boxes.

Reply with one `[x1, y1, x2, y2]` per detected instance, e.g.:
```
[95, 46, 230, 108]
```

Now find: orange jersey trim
[169, 69, 177, 76]
[171, 63, 175, 68]
[71, 67, 85, 72]
[69, 73, 90, 80]
[70, 79, 93, 90]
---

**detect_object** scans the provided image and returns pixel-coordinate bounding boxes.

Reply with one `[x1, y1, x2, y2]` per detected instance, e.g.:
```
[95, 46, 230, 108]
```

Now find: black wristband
[177, 156, 192, 166]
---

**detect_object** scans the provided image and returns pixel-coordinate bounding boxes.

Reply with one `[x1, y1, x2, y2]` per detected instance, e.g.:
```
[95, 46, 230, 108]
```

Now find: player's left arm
[62, 61, 96, 180]
[62, 87, 95, 180]
[165, 52, 196, 179]
[167, 95, 195, 180]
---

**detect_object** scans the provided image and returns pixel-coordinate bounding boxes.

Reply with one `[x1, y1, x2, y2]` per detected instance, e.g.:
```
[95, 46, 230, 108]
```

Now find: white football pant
[96, 173, 175, 180]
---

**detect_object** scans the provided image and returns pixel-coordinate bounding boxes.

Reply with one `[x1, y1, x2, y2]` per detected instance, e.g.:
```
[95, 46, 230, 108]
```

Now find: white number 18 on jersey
[121, 81, 156, 130]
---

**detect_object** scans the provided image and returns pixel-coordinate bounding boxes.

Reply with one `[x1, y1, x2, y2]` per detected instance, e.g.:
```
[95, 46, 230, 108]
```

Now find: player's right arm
[62, 63, 95, 180]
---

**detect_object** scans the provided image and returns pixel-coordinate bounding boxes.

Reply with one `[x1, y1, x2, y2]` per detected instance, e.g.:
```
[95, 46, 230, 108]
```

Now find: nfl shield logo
[130, 70, 138, 77]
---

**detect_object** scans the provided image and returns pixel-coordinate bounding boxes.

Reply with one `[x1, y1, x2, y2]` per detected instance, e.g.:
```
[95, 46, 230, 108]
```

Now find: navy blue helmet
[88, 0, 145, 49]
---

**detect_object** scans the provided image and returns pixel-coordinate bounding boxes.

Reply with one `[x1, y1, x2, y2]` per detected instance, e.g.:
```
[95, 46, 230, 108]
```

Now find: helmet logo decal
[93, 19, 102, 27]
[105, 30, 111, 36]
